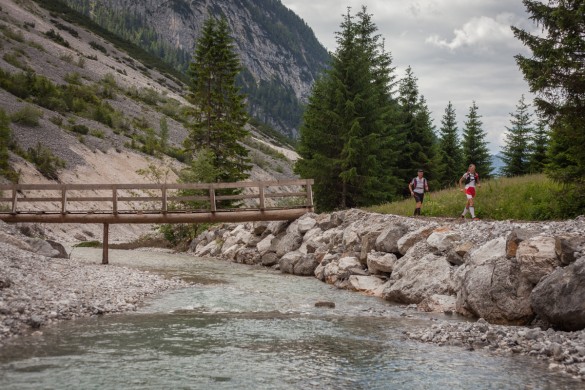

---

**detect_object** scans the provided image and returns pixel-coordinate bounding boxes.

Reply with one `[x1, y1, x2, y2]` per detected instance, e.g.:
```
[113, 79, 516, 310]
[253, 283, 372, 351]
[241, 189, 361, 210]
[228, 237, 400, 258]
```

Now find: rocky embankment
[0, 221, 188, 346]
[188, 209, 585, 380]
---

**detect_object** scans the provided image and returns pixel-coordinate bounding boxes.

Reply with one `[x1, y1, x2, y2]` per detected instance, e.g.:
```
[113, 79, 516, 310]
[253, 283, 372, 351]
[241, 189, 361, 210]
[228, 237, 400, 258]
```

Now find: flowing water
[0, 248, 582, 389]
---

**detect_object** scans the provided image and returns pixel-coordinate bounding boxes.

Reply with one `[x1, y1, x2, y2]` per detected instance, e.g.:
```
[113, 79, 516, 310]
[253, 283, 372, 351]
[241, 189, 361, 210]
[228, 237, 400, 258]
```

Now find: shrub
[90, 129, 104, 139]
[11, 105, 43, 126]
[89, 41, 107, 54]
[44, 29, 70, 47]
[3, 52, 29, 70]
[71, 124, 89, 135]
[0, 25, 25, 42]
[26, 142, 66, 180]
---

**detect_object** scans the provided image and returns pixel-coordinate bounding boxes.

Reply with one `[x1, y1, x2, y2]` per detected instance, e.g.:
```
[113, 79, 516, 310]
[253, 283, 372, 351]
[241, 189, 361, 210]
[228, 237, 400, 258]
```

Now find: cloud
[426, 13, 519, 51]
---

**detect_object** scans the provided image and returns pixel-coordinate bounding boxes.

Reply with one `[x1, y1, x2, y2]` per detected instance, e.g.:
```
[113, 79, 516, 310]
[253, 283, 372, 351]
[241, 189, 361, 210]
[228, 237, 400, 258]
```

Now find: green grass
[366, 174, 564, 221]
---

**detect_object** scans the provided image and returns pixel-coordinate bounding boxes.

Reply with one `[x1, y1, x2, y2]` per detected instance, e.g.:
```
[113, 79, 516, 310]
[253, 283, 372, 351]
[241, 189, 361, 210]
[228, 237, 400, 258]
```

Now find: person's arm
[408, 180, 414, 195]
[476, 174, 481, 188]
[425, 179, 429, 192]
[459, 175, 465, 191]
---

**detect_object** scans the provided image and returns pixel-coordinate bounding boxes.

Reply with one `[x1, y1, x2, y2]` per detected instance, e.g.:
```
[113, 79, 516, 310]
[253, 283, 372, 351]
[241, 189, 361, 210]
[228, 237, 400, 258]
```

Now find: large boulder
[382, 242, 455, 304]
[457, 237, 534, 325]
[375, 224, 407, 254]
[418, 294, 457, 313]
[280, 251, 319, 276]
[366, 252, 397, 275]
[397, 224, 437, 255]
[426, 229, 461, 253]
[348, 275, 386, 296]
[46, 240, 69, 259]
[274, 231, 302, 257]
[0, 231, 33, 252]
[24, 238, 60, 258]
[256, 234, 275, 255]
[359, 231, 380, 265]
[297, 217, 317, 234]
[516, 236, 560, 285]
[530, 257, 585, 331]
[555, 235, 585, 266]
[506, 228, 538, 258]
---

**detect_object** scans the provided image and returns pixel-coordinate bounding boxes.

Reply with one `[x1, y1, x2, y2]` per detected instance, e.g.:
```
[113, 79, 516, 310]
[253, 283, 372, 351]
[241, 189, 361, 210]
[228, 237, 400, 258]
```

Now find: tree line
[295, 2, 582, 215]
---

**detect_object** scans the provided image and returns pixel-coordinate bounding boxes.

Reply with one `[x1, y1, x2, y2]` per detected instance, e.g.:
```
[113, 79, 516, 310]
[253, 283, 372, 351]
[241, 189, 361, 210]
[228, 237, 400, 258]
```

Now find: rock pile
[189, 209, 585, 330]
[188, 209, 585, 380]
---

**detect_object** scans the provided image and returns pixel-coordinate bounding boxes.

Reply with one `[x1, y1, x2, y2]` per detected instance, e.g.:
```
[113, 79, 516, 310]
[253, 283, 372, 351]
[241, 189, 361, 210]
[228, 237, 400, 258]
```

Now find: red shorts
[465, 187, 476, 198]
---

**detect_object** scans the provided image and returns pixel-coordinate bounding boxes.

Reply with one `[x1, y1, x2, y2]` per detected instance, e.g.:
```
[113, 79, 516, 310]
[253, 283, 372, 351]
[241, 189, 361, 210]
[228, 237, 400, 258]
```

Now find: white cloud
[426, 13, 518, 51]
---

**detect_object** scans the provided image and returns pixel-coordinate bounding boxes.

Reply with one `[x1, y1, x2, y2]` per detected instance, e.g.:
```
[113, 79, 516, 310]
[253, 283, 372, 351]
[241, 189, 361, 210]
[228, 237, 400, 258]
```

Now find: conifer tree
[185, 17, 251, 187]
[461, 102, 493, 178]
[513, 0, 585, 214]
[501, 95, 532, 177]
[529, 119, 549, 174]
[295, 6, 400, 211]
[438, 101, 462, 187]
[395, 67, 438, 187]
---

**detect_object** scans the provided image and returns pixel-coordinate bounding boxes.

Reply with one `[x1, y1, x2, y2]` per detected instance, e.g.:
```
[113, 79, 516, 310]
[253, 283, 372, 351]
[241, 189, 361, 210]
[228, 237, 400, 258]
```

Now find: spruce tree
[529, 119, 549, 174]
[395, 67, 438, 188]
[461, 102, 493, 178]
[295, 6, 400, 211]
[438, 101, 462, 187]
[512, 0, 585, 214]
[500, 95, 532, 177]
[185, 17, 251, 186]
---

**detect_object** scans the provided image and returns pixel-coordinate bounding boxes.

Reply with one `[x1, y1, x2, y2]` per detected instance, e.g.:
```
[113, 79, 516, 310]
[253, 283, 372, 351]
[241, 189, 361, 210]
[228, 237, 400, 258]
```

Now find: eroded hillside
[0, 0, 299, 243]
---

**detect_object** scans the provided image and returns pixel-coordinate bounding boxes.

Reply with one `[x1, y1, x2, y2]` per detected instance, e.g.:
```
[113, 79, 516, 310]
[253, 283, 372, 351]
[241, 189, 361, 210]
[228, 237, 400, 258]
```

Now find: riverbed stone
[348, 275, 386, 296]
[23, 238, 59, 258]
[506, 228, 538, 258]
[367, 251, 397, 275]
[516, 236, 560, 285]
[555, 235, 585, 266]
[256, 234, 275, 255]
[531, 257, 585, 331]
[297, 217, 317, 234]
[397, 224, 437, 255]
[457, 254, 534, 325]
[426, 230, 461, 253]
[274, 231, 302, 257]
[418, 294, 457, 313]
[383, 242, 455, 304]
[375, 224, 407, 254]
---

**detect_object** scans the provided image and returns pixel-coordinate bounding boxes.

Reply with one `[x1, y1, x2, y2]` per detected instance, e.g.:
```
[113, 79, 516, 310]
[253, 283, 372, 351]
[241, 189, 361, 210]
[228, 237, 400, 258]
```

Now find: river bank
[1, 210, 585, 382]
[0, 221, 188, 347]
[187, 209, 585, 381]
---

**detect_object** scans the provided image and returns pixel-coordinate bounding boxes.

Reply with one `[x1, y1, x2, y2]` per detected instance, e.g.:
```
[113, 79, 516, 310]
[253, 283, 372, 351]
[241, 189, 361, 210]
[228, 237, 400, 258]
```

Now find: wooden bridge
[0, 179, 313, 263]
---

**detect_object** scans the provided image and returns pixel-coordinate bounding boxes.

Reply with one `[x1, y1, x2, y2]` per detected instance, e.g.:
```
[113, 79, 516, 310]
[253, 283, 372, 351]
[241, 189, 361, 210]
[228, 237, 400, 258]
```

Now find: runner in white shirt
[459, 164, 481, 220]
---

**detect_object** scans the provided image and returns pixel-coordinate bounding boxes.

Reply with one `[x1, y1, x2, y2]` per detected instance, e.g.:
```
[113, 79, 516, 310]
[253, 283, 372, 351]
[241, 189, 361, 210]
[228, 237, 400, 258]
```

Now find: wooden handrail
[0, 179, 314, 218]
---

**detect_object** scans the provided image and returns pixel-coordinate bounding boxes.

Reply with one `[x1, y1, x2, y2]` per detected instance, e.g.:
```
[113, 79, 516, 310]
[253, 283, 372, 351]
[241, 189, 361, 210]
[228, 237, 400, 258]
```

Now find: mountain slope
[57, 0, 331, 138]
[0, 0, 299, 242]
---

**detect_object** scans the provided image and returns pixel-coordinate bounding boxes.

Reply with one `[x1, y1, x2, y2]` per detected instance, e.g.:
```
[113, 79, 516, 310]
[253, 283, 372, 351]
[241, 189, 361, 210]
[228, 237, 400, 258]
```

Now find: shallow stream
[0, 248, 582, 389]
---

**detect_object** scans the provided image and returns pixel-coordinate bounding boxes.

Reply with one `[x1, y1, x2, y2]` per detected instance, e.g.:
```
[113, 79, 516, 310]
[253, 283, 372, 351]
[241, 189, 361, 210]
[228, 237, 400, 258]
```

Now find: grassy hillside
[366, 174, 565, 221]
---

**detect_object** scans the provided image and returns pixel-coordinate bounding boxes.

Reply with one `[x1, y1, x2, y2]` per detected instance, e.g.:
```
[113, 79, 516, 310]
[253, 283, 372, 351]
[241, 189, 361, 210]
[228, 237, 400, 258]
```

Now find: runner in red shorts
[459, 164, 481, 220]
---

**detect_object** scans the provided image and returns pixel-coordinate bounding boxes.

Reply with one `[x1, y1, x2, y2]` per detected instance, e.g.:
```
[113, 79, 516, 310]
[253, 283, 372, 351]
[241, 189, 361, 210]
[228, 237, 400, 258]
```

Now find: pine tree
[395, 67, 438, 188]
[295, 6, 400, 211]
[528, 119, 549, 174]
[513, 0, 585, 215]
[184, 17, 251, 186]
[500, 95, 532, 177]
[461, 102, 493, 178]
[438, 101, 462, 187]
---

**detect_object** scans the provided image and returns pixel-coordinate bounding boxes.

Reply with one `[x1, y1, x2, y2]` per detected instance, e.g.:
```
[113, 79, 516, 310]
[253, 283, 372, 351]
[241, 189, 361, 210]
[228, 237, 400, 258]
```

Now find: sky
[280, 0, 540, 155]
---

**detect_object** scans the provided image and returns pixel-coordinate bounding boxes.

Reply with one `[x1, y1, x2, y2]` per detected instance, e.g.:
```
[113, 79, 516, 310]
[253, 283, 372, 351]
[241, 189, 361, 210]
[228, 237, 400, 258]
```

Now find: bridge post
[102, 223, 109, 265]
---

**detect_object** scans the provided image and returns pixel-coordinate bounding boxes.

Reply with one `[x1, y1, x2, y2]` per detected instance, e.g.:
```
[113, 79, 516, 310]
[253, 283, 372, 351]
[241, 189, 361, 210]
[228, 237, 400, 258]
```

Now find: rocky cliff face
[63, 0, 330, 137]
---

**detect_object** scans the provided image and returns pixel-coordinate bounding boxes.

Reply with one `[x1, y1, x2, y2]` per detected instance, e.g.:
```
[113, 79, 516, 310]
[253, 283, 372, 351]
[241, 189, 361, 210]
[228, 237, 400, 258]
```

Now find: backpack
[410, 177, 427, 190]
[464, 172, 479, 185]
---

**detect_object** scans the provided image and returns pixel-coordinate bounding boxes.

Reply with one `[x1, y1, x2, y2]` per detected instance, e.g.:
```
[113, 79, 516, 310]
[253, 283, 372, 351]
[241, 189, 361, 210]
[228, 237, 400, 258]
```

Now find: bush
[71, 124, 89, 135]
[44, 29, 70, 47]
[89, 40, 107, 54]
[26, 142, 66, 180]
[11, 105, 43, 126]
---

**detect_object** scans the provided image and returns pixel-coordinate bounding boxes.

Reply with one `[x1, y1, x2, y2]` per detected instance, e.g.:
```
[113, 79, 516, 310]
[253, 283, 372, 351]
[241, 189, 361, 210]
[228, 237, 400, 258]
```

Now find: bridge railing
[0, 179, 314, 216]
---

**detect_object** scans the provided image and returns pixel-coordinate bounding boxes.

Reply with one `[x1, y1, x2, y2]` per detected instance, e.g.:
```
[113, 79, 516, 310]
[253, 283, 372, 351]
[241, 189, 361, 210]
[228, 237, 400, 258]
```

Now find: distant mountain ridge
[60, 0, 331, 138]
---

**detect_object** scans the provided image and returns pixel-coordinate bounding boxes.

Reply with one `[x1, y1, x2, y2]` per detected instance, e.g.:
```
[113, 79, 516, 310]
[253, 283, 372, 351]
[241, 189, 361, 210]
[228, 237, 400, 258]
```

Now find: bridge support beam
[102, 223, 109, 265]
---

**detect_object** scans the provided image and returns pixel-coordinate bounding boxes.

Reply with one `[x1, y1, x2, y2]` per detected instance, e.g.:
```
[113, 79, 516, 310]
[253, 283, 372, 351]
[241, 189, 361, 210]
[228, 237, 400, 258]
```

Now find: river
[0, 248, 582, 389]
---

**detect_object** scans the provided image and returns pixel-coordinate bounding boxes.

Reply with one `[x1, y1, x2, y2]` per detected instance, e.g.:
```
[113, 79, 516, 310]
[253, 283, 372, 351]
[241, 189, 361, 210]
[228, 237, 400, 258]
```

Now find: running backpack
[464, 173, 479, 185]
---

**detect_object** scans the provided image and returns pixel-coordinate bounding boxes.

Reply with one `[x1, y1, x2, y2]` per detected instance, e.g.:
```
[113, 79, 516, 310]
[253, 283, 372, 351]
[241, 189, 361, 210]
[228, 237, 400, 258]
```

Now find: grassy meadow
[366, 174, 565, 221]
